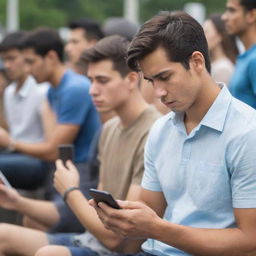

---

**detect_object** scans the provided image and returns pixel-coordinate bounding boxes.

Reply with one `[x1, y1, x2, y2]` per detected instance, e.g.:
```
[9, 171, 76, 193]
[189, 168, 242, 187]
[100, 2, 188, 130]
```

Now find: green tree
[0, 0, 227, 32]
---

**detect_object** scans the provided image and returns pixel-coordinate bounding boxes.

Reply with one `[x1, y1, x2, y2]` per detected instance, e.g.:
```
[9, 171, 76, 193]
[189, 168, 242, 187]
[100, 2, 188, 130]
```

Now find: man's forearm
[14, 141, 57, 161]
[152, 219, 256, 256]
[15, 196, 60, 228]
[66, 190, 126, 251]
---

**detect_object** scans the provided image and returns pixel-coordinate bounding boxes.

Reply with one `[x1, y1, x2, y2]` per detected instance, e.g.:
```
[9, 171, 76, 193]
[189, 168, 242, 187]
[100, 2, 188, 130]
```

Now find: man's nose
[89, 83, 99, 96]
[154, 83, 168, 99]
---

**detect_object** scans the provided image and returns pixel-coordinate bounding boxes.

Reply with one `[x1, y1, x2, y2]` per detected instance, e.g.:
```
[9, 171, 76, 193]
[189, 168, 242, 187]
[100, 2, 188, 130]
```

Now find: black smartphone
[58, 144, 74, 166]
[89, 188, 121, 209]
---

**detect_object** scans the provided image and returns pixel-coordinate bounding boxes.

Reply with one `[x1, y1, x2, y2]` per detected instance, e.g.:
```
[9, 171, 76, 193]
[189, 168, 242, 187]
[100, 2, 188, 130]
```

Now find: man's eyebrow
[144, 70, 171, 81]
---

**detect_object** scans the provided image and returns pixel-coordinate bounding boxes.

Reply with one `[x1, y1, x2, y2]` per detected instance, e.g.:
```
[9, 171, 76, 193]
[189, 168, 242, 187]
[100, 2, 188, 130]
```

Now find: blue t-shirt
[141, 85, 256, 255]
[47, 70, 100, 163]
[229, 44, 256, 108]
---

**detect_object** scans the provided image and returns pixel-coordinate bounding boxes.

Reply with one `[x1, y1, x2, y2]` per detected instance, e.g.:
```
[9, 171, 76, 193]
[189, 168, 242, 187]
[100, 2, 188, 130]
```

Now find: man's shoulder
[3, 83, 15, 96]
[139, 105, 162, 124]
[226, 98, 256, 138]
[62, 70, 90, 88]
[102, 116, 120, 132]
[149, 111, 174, 132]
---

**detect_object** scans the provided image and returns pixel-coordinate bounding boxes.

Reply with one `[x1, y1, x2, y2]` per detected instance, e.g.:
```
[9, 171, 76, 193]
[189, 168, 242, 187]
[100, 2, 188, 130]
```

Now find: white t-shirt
[4, 75, 49, 142]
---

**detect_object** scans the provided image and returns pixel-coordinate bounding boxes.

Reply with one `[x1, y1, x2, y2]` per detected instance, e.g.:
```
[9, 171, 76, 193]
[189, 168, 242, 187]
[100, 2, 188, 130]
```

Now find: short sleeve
[130, 133, 148, 185]
[248, 58, 256, 95]
[229, 129, 256, 208]
[58, 84, 92, 125]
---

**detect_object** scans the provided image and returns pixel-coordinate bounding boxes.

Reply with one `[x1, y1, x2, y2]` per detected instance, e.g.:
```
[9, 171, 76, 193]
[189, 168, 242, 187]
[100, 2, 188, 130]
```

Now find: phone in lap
[0, 170, 12, 188]
[89, 188, 121, 209]
[58, 144, 74, 166]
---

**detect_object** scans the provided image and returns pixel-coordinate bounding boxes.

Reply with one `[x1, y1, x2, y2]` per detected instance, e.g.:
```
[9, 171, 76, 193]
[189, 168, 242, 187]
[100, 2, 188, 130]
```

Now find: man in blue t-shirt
[222, 0, 256, 108]
[0, 28, 100, 188]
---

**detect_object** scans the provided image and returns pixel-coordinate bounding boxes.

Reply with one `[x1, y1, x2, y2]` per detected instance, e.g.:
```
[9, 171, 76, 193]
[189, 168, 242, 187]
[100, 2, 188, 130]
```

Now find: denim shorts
[47, 233, 155, 256]
[47, 233, 100, 256]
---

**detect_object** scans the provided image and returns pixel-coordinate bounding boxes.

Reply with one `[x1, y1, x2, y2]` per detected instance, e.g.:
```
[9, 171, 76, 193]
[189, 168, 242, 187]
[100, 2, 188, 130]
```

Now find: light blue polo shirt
[229, 44, 256, 109]
[141, 85, 256, 256]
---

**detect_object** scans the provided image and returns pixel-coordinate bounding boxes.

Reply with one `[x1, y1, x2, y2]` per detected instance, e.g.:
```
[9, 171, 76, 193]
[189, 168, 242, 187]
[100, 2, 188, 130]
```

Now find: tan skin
[0, 49, 80, 161]
[222, 0, 256, 50]
[90, 47, 256, 256]
[65, 28, 96, 69]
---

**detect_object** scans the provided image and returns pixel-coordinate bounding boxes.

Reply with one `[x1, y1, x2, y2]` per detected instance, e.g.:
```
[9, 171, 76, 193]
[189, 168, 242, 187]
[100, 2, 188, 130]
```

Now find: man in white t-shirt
[0, 31, 51, 189]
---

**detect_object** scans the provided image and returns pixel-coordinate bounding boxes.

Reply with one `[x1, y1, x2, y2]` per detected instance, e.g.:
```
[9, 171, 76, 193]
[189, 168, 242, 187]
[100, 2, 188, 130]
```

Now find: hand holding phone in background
[54, 157, 80, 197]
[58, 144, 74, 167]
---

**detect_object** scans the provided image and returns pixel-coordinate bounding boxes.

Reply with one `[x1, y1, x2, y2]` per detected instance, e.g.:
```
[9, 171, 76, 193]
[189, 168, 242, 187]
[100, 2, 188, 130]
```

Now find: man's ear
[189, 51, 205, 74]
[125, 71, 140, 90]
[246, 9, 256, 25]
[46, 50, 59, 63]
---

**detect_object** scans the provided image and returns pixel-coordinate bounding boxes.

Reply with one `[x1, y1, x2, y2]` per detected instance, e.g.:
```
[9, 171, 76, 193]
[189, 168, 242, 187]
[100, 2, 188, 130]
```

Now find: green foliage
[0, 0, 227, 31]
[140, 0, 226, 22]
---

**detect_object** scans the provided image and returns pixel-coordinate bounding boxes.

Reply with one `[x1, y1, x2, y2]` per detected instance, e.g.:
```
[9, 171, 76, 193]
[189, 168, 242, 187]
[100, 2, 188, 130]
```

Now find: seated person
[0, 31, 50, 189]
[0, 35, 161, 256]
[92, 11, 256, 256]
[0, 28, 100, 189]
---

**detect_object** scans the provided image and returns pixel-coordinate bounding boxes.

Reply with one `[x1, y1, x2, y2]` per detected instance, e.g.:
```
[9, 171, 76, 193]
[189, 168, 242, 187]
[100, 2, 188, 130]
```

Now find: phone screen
[89, 188, 121, 209]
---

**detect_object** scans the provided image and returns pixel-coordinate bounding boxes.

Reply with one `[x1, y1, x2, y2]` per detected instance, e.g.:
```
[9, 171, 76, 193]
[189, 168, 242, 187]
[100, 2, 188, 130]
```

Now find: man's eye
[146, 79, 153, 85]
[159, 75, 170, 81]
[99, 79, 109, 84]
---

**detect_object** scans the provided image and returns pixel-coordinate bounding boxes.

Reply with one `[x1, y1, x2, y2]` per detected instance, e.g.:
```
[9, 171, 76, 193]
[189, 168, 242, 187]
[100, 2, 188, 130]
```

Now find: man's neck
[15, 74, 28, 92]
[48, 64, 67, 87]
[239, 27, 256, 50]
[184, 78, 221, 134]
[116, 92, 149, 128]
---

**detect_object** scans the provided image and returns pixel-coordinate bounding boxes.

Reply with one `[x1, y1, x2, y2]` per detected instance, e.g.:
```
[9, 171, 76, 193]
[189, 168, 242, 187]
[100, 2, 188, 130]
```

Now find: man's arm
[13, 123, 80, 161]
[0, 184, 60, 228]
[54, 160, 143, 252]
[0, 98, 80, 161]
[41, 99, 57, 140]
[96, 188, 256, 256]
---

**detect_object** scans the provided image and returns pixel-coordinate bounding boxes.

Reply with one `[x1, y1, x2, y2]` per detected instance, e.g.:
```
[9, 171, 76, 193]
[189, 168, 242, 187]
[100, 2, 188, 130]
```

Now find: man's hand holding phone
[58, 144, 74, 167]
[54, 159, 80, 197]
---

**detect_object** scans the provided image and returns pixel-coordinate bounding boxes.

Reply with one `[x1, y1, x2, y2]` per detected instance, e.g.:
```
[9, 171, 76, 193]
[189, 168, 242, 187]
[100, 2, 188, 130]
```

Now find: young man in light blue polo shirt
[91, 11, 256, 256]
[222, 0, 256, 108]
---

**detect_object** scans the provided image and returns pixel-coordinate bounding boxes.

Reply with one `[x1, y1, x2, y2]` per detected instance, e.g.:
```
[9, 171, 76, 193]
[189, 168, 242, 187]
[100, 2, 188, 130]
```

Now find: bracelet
[63, 186, 80, 202]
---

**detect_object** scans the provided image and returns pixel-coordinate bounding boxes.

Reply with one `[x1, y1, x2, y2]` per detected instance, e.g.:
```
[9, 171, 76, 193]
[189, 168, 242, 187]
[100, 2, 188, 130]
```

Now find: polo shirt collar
[200, 84, 231, 132]
[171, 84, 232, 133]
[16, 75, 34, 98]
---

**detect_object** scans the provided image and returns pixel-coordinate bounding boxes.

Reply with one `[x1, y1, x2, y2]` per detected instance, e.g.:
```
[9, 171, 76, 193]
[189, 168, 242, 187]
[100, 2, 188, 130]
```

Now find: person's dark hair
[240, 0, 256, 11]
[22, 27, 64, 62]
[209, 13, 239, 63]
[0, 31, 27, 52]
[128, 11, 211, 73]
[81, 35, 131, 77]
[102, 17, 138, 41]
[68, 18, 104, 41]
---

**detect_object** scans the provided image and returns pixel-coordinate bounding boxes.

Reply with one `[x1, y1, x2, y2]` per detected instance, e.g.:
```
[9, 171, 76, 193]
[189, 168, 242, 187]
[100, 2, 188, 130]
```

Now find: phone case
[89, 189, 121, 209]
